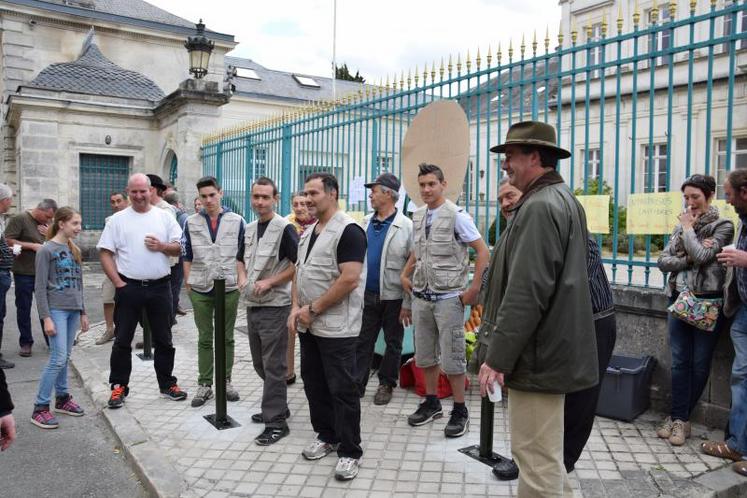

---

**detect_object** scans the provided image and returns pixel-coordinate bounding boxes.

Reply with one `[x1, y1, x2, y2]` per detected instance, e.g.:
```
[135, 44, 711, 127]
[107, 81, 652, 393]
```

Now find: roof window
[293, 75, 320, 88]
[235, 67, 261, 80]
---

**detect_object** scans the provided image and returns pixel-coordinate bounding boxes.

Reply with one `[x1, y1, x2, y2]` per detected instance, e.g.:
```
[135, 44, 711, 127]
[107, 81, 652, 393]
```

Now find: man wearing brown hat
[477, 121, 598, 496]
[354, 173, 413, 405]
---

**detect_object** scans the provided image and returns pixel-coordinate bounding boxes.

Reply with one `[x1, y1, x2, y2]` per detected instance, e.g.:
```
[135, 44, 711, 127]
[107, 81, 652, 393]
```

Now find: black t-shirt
[305, 224, 367, 264]
[256, 221, 299, 263]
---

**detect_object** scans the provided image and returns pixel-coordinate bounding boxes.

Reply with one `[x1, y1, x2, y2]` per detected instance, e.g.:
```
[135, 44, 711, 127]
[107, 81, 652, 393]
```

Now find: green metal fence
[202, 1, 747, 288]
[79, 153, 130, 229]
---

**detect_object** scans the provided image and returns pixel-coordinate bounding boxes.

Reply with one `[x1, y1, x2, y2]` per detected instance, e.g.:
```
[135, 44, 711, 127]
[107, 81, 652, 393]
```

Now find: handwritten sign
[712, 199, 740, 228]
[626, 192, 682, 234]
[576, 195, 610, 234]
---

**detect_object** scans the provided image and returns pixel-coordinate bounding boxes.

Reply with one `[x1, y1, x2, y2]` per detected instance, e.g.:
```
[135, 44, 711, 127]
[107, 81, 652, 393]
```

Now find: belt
[119, 273, 170, 287]
[412, 290, 456, 302]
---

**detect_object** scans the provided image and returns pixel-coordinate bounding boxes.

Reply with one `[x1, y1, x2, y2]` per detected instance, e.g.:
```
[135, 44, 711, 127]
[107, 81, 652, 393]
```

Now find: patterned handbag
[667, 289, 723, 332]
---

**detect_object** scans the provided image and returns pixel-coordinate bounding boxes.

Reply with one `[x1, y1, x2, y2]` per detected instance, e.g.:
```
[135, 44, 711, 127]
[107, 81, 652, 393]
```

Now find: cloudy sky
[148, 0, 562, 82]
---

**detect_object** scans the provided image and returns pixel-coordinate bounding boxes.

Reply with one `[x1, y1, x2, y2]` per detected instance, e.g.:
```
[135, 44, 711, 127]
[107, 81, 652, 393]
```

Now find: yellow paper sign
[576, 195, 610, 234]
[712, 200, 740, 228]
[626, 191, 682, 235]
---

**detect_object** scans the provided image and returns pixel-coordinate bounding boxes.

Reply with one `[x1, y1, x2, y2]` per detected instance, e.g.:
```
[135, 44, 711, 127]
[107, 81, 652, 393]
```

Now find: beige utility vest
[186, 211, 243, 293]
[296, 210, 365, 338]
[411, 200, 469, 293]
[243, 213, 292, 307]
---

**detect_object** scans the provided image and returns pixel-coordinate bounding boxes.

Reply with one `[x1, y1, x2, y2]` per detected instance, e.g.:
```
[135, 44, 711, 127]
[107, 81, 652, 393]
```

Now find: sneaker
[656, 416, 673, 439]
[31, 408, 59, 429]
[176, 307, 187, 316]
[0, 357, 15, 369]
[334, 457, 360, 481]
[19, 345, 32, 357]
[444, 408, 469, 438]
[95, 328, 115, 345]
[108, 385, 128, 409]
[255, 425, 290, 446]
[190, 385, 213, 407]
[55, 395, 84, 416]
[492, 457, 519, 480]
[226, 380, 240, 402]
[161, 385, 188, 401]
[407, 400, 443, 426]
[252, 408, 291, 424]
[669, 419, 691, 446]
[373, 384, 393, 405]
[302, 438, 339, 460]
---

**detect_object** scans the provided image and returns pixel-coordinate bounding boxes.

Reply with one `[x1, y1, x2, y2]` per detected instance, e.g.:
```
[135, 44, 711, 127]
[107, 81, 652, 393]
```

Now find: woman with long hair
[30, 207, 89, 429]
[656, 175, 734, 445]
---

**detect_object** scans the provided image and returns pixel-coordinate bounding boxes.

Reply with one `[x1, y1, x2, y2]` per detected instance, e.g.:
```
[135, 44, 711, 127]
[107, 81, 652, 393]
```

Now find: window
[235, 67, 261, 80]
[588, 23, 603, 78]
[647, 7, 672, 66]
[293, 75, 320, 88]
[79, 154, 130, 229]
[723, 8, 747, 52]
[297, 165, 342, 194]
[716, 137, 747, 198]
[580, 148, 601, 183]
[376, 154, 393, 173]
[643, 143, 668, 193]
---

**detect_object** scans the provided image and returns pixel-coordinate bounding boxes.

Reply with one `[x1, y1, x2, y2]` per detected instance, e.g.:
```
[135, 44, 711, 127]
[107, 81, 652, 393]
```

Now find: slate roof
[225, 56, 367, 103]
[27, 41, 165, 102]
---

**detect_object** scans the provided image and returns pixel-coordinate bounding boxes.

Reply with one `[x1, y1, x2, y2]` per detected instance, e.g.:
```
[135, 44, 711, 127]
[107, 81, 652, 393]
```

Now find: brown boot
[656, 416, 673, 439]
[373, 385, 393, 405]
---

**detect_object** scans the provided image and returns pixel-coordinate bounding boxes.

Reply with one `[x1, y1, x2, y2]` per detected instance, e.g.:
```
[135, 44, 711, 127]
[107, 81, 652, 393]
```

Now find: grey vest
[243, 213, 292, 307]
[411, 200, 469, 293]
[296, 210, 365, 338]
[186, 212, 243, 293]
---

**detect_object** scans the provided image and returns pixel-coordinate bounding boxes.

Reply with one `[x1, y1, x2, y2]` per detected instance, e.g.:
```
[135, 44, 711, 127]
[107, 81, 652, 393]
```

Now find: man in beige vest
[183, 176, 246, 407]
[401, 163, 490, 438]
[243, 177, 299, 446]
[288, 172, 367, 481]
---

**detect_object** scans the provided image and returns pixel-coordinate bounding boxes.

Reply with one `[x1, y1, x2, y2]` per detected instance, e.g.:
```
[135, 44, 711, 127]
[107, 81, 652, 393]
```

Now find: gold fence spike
[633, 0, 641, 26]
[439, 57, 445, 80]
[476, 47, 481, 70]
[545, 26, 550, 52]
[520, 34, 526, 57]
[669, 0, 677, 19]
[466, 49, 472, 72]
[508, 39, 514, 59]
[486, 45, 492, 67]
[422, 63, 428, 84]
[497, 42, 502, 64]
[430, 61, 436, 83]
[650, 4, 659, 23]
[710, 0, 716, 8]
[532, 30, 538, 55]
[414, 65, 419, 86]
[407, 68, 412, 89]
[456, 52, 462, 73]
[601, 12, 608, 36]
[448, 54, 453, 75]
[558, 20, 564, 47]
[690, 0, 697, 14]
[617, 4, 624, 33]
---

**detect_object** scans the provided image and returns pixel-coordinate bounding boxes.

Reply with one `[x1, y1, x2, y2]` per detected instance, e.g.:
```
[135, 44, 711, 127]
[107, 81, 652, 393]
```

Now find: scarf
[671, 205, 720, 255]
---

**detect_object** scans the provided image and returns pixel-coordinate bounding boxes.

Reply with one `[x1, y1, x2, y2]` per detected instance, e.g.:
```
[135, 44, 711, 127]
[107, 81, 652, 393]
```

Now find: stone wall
[612, 285, 733, 428]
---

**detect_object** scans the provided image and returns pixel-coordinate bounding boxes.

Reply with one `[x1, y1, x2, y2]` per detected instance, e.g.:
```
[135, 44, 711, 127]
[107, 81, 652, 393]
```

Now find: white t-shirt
[97, 206, 182, 280]
[422, 204, 482, 245]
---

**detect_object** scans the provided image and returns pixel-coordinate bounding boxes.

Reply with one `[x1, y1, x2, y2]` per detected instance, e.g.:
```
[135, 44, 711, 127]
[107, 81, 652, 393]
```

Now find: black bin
[595, 354, 656, 422]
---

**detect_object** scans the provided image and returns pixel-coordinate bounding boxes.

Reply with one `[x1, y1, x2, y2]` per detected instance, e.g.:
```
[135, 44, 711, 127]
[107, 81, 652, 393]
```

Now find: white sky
[148, 0, 563, 83]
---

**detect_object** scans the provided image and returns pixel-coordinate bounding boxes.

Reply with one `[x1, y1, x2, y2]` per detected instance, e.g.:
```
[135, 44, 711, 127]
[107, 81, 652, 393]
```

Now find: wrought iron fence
[202, 1, 747, 288]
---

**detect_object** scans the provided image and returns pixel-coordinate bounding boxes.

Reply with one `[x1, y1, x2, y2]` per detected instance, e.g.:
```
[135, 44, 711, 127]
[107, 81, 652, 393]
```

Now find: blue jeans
[0, 270, 11, 351]
[728, 305, 747, 455]
[668, 296, 725, 421]
[34, 309, 79, 407]
[14, 273, 45, 347]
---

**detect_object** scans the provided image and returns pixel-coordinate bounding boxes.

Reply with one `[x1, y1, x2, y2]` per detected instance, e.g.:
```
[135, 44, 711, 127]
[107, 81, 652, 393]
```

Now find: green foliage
[335, 63, 365, 83]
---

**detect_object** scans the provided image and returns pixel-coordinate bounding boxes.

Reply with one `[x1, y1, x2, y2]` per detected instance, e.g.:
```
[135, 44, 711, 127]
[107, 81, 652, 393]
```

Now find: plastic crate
[595, 354, 656, 422]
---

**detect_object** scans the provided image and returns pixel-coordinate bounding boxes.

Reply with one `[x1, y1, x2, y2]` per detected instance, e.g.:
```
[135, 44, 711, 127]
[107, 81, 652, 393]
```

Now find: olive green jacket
[478, 175, 598, 394]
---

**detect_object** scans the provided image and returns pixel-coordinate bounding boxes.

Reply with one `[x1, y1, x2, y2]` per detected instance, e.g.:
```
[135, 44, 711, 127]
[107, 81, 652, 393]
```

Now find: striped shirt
[587, 236, 614, 316]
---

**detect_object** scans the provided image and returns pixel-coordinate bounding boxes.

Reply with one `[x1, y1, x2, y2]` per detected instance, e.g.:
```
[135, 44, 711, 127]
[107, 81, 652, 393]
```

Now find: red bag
[399, 358, 469, 399]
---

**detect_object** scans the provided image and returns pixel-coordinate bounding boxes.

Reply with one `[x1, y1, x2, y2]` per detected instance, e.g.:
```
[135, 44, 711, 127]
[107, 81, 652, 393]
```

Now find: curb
[695, 465, 747, 497]
[70, 344, 188, 498]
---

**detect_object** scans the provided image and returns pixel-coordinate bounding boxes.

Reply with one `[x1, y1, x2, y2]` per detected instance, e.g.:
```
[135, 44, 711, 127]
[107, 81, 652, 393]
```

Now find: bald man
[97, 173, 188, 409]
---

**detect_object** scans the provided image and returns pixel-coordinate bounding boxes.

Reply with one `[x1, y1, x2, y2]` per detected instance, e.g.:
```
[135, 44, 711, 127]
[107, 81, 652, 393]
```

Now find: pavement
[61, 267, 747, 498]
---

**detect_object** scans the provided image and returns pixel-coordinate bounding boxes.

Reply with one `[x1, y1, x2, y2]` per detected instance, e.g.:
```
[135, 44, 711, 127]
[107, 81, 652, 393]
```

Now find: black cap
[364, 173, 401, 192]
[146, 174, 167, 191]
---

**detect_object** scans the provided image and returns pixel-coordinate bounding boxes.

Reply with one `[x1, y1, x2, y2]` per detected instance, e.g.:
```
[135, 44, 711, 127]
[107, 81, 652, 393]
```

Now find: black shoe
[286, 374, 296, 385]
[492, 457, 519, 480]
[407, 400, 443, 426]
[135, 341, 144, 349]
[444, 408, 469, 437]
[108, 385, 128, 409]
[255, 425, 290, 446]
[0, 357, 15, 369]
[160, 385, 188, 401]
[251, 408, 291, 424]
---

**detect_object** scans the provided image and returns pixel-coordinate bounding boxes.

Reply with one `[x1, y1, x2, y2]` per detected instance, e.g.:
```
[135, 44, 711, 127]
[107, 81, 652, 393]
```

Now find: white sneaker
[334, 457, 359, 481]
[225, 381, 240, 402]
[301, 438, 338, 460]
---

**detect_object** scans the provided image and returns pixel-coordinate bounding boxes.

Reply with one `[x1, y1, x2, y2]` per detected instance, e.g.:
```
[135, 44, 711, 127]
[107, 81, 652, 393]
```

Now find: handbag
[667, 288, 723, 332]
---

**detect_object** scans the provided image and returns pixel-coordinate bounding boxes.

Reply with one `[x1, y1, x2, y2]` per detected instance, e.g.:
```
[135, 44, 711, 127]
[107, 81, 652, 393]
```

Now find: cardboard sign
[576, 195, 610, 234]
[626, 191, 682, 235]
[401, 100, 470, 208]
[712, 199, 740, 228]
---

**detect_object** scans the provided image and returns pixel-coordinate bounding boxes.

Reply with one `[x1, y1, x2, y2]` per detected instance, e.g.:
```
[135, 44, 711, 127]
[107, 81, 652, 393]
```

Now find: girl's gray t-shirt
[34, 241, 85, 320]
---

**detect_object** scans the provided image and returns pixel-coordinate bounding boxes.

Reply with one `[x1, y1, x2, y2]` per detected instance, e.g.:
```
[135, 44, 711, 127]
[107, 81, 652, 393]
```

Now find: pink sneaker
[31, 408, 59, 429]
[55, 395, 84, 417]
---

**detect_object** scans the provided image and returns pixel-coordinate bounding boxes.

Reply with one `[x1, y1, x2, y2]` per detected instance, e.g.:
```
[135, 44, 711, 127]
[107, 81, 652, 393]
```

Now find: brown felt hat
[490, 120, 571, 159]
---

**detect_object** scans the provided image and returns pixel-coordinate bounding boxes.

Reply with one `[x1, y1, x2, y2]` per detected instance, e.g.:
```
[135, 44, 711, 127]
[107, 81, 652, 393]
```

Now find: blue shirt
[365, 210, 397, 294]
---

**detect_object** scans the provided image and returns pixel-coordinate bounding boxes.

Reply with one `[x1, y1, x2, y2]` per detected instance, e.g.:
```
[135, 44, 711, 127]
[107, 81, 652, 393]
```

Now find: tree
[335, 63, 365, 83]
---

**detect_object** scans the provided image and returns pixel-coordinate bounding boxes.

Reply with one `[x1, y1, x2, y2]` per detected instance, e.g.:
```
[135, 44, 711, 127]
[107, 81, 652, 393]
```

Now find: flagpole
[332, 0, 337, 101]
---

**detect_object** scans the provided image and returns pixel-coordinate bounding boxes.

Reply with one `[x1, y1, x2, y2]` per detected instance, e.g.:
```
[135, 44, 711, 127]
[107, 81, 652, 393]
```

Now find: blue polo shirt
[365, 210, 397, 294]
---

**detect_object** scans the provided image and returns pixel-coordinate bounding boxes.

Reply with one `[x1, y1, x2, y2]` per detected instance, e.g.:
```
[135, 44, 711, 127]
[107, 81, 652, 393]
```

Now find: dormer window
[236, 67, 261, 80]
[293, 75, 320, 88]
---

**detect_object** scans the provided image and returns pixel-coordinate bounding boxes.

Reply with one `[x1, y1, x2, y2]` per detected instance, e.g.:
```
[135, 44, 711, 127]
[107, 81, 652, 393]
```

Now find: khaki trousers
[509, 388, 573, 498]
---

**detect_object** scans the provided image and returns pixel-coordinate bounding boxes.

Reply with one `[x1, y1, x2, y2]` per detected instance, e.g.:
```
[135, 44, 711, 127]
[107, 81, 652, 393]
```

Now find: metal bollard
[204, 278, 239, 430]
[136, 311, 153, 361]
[458, 395, 513, 470]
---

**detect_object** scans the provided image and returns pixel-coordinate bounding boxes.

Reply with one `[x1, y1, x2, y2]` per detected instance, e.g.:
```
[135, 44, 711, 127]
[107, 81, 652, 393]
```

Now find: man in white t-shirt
[97, 173, 187, 409]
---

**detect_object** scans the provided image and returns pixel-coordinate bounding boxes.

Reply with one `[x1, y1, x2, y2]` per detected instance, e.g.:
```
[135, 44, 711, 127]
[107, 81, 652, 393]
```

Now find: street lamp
[185, 19, 214, 79]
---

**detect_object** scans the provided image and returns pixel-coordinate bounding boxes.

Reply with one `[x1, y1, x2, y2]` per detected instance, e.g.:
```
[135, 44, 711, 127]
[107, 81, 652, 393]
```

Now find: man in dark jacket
[478, 121, 598, 497]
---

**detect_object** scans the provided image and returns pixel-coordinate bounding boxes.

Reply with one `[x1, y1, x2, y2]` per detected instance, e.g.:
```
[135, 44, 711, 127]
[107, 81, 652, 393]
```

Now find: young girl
[30, 207, 89, 429]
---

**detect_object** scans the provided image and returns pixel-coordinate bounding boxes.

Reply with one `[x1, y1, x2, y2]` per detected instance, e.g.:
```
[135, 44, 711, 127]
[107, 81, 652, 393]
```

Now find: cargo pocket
[450, 326, 466, 363]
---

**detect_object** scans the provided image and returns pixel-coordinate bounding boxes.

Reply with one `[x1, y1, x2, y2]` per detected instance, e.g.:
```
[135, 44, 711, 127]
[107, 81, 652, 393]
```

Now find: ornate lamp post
[185, 19, 214, 79]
